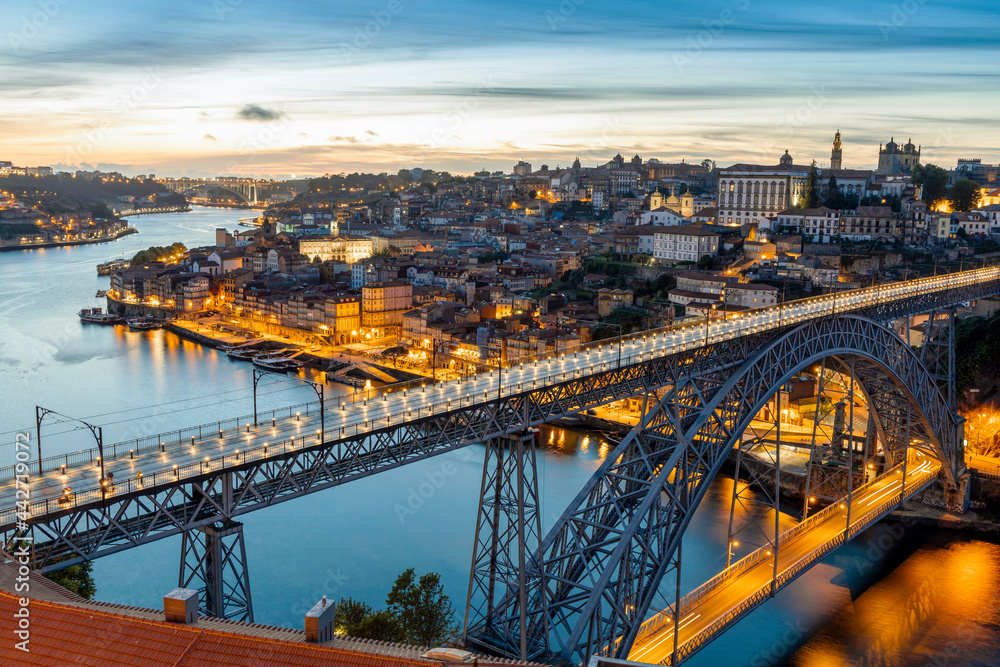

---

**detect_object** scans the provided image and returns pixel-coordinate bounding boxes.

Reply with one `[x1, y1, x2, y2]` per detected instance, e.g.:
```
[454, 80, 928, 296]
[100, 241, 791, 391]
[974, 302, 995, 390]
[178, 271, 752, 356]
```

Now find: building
[639, 207, 687, 226]
[298, 236, 372, 264]
[596, 289, 634, 317]
[724, 282, 778, 308]
[830, 130, 843, 170]
[952, 211, 991, 236]
[840, 206, 899, 242]
[716, 152, 808, 227]
[324, 294, 361, 343]
[877, 137, 920, 175]
[647, 225, 720, 265]
[775, 207, 840, 243]
[513, 160, 532, 176]
[361, 280, 413, 335]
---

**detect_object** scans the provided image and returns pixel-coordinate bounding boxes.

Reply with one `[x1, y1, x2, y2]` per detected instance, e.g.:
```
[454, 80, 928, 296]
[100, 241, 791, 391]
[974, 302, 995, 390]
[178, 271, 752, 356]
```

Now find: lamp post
[253, 370, 325, 442]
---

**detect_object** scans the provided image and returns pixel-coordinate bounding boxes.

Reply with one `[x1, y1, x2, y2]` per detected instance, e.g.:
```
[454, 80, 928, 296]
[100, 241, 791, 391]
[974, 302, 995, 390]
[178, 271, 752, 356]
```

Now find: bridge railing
[6, 265, 998, 487]
[635, 463, 911, 647]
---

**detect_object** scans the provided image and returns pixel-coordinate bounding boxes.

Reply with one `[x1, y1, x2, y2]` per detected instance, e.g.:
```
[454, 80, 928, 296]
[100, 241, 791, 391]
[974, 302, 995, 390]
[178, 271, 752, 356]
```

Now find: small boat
[127, 318, 163, 331]
[79, 307, 123, 325]
[332, 374, 365, 387]
[227, 348, 259, 360]
[253, 356, 303, 372]
[97, 259, 129, 276]
[95, 290, 107, 298]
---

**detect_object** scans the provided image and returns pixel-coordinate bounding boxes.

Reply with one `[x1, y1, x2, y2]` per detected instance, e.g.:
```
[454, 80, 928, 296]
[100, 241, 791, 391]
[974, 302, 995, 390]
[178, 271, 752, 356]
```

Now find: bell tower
[830, 130, 843, 170]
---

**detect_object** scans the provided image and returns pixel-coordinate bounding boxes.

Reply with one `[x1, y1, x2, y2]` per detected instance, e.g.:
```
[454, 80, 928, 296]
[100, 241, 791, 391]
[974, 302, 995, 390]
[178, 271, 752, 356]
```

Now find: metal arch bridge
[159, 178, 261, 205]
[2, 267, 998, 658]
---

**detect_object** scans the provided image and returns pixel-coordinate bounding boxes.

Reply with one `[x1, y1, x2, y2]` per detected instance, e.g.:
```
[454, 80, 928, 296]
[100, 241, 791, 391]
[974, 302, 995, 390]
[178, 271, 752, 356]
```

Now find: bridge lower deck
[627, 456, 940, 665]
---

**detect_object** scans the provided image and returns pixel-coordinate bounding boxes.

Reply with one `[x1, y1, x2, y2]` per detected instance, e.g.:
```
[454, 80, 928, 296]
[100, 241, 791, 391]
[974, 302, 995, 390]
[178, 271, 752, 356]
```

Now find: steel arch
[488, 315, 959, 666]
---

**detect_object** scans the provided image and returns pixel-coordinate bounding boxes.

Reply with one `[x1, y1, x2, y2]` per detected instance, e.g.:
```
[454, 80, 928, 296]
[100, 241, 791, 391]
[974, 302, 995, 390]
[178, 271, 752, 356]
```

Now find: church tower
[830, 130, 843, 170]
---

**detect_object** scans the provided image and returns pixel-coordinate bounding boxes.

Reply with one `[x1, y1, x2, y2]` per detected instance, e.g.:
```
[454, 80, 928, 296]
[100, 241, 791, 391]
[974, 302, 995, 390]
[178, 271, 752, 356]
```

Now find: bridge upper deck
[3, 266, 997, 528]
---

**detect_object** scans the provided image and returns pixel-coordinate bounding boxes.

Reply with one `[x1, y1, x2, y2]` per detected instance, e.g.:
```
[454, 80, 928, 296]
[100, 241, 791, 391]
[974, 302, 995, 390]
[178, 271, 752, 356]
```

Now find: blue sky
[2, 0, 999, 177]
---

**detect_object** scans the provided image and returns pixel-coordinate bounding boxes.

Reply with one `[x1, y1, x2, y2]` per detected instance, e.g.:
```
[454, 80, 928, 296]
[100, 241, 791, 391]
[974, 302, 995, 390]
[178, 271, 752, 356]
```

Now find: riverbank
[116, 205, 191, 216]
[165, 317, 425, 384]
[0, 225, 137, 252]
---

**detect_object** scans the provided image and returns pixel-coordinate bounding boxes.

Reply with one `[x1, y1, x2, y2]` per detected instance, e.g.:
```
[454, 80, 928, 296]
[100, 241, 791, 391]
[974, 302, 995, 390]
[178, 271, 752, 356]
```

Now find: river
[1, 206, 997, 666]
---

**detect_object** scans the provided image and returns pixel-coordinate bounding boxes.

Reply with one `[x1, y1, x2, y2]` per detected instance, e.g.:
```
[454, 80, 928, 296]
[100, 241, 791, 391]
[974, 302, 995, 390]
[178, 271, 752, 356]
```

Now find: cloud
[365, 130, 379, 136]
[237, 104, 286, 122]
[203, 134, 219, 141]
[329, 136, 360, 144]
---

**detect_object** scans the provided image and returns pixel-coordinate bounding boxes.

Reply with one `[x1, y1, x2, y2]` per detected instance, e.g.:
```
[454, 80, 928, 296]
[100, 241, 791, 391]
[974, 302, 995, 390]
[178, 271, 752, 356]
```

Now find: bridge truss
[4, 270, 999, 656]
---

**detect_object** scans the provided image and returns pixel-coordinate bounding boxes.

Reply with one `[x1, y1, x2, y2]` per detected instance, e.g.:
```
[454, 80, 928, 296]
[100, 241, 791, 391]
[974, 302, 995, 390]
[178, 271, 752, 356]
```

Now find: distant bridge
[3, 266, 999, 661]
[158, 177, 263, 205]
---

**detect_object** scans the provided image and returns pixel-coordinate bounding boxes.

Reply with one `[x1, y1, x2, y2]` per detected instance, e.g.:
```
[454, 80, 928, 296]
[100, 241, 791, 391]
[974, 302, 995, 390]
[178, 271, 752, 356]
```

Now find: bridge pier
[463, 429, 546, 662]
[179, 520, 254, 622]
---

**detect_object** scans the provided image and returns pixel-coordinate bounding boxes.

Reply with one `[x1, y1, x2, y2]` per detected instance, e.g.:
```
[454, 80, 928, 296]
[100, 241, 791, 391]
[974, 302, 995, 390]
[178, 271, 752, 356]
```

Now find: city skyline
[4, 0, 1000, 178]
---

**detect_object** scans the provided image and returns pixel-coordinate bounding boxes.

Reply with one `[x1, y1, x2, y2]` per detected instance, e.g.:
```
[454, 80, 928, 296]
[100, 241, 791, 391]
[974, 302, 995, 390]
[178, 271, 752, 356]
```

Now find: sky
[2, 0, 999, 178]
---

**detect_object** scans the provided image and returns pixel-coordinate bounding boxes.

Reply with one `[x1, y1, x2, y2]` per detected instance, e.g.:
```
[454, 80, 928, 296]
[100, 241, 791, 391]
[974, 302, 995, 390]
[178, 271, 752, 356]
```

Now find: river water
[1, 206, 997, 666]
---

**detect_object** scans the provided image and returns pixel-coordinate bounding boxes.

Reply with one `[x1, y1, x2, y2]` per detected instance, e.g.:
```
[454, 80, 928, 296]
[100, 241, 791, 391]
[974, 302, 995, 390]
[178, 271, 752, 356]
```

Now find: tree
[45, 561, 96, 599]
[335, 597, 374, 636]
[354, 610, 405, 642]
[385, 569, 459, 646]
[911, 164, 950, 207]
[950, 179, 982, 212]
[822, 175, 841, 210]
[801, 163, 820, 209]
[698, 254, 714, 270]
[382, 346, 408, 368]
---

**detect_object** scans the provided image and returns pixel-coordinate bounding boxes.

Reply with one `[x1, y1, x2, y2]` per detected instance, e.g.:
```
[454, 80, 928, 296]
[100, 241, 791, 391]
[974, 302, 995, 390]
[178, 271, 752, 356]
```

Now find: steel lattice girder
[8, 274, 994, 570]
[10, 331, 771, 571]
[473, 315, 959, 666]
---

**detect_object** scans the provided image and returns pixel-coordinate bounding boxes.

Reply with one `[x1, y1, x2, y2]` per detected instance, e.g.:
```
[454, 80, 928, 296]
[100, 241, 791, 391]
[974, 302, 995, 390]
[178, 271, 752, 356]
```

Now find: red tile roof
[0, 591, 438, 667]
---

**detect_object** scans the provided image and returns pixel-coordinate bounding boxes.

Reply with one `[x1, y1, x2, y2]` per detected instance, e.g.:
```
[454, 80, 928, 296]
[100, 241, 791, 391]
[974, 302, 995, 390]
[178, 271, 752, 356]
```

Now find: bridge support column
[463, 430, 545, 661]
[179, 520, 254, 622]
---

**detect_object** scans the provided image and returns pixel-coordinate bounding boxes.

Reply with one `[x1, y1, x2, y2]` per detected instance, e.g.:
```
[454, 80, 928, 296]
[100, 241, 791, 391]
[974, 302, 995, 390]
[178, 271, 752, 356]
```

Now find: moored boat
[252, 356, 303, 372]
[127, 318, 163, 331]
[78, 307, 124, 325]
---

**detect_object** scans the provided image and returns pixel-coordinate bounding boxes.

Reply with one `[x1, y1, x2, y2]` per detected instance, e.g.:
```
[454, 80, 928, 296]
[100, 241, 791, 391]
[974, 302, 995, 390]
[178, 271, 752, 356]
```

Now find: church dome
[885, 137, 898, 152]
[903, 138, 916, 152]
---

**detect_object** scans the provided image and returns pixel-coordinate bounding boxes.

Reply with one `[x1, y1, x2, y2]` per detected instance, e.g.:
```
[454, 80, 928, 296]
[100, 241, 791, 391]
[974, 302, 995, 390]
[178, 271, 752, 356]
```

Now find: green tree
[355, 610, 405, 642]
[335, 597, 375, 636]
[801, 163, 820, 209]
[911, 164, 950, 207]
[385, 569, 459, 646]
[822, 175, 841, 210]
[382, 345, 408, 368]
[949, 179, 982, 212]
[45, 561, 96, 599]
[697, 254, 714, 270]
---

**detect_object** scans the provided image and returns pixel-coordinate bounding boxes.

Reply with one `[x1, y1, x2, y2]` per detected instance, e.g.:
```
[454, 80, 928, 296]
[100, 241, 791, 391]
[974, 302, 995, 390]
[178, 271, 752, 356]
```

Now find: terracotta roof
[0, 591, 438, 667]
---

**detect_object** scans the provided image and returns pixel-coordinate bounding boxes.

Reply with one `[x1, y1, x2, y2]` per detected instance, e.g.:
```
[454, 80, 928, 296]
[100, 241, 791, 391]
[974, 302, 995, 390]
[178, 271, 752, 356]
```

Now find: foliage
[592, 308, 647, 341]
[479, 251, 510, 264]
[956, 313, 1000, 399]
[385, 568, 459, 646]
[801, 164, 820, 209]
[633, 272, 677, 300]
[911, 164, 950, 206]
[130, 242, 186, 266]
[698, 254, 714, 270]
[0, 223, 41, 239]
[334, 597, 375, 636]
[44, 561, 96, 599]
[949, 179, 982, 212]
[381, 345, 408, 368]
